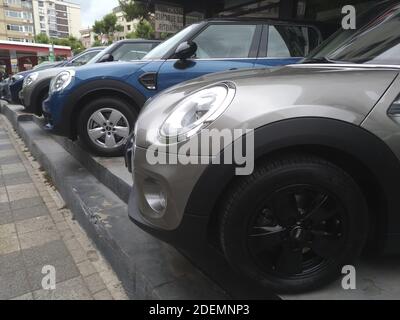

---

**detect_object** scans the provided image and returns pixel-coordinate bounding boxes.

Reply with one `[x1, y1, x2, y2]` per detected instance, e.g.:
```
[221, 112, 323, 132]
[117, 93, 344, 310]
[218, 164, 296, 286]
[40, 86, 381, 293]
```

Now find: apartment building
[32, 0, 81, 39]
[113, 6, 137, 40]
[0, 0, 35, 42]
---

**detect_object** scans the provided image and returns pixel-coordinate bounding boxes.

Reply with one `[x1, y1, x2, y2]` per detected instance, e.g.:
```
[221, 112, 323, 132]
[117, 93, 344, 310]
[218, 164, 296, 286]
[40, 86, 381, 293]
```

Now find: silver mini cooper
[127, 1, 400, 293]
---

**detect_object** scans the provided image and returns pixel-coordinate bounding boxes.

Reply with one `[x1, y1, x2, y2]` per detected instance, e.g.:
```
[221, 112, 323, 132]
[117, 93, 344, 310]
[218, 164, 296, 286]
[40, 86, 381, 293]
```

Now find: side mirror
[174, 41, 197, 60]
[99, 53, 114, 63]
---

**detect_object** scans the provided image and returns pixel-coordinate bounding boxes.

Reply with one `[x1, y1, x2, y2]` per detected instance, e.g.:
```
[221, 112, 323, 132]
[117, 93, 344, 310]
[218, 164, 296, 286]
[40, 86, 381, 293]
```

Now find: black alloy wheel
[220, 155, 369, 293]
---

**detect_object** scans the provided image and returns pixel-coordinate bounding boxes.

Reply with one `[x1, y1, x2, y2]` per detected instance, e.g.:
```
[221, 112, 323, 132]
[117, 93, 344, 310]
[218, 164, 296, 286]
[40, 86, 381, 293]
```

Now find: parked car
[42, 18, 322, 157]
[6, 47, 106, 105]
[20, 40, 161, 116]
[126, 1, 400, 293]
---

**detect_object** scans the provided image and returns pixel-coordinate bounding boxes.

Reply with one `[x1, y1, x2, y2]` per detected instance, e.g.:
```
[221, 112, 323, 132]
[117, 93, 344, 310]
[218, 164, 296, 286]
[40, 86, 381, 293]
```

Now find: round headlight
[23, 72, 39, 88]
[50, 70, 75, 94]
[159, 82, 236, 142]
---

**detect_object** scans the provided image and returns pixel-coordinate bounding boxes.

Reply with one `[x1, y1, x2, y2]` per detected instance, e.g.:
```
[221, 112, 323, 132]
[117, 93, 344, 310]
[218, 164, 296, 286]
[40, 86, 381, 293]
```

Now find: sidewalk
[0, 115, 128, 300]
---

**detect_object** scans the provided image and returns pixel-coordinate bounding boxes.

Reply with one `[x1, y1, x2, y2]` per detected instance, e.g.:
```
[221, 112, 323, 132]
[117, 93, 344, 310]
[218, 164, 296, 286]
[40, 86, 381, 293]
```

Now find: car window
[265, 25, 320, 58]
[306, 2, 400, 64]
[112, 43, 157, 61]
[192, 24, 257, 59]
[143, 24, 199, 60]
[69, 51, 99, 66]
[324, 7, 400, 64]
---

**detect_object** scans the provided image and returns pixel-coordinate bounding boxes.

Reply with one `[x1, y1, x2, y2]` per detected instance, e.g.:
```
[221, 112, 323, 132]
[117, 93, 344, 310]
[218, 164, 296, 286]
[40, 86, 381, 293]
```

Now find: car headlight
[49, 70, 75, 94]
[23, 72, 39, 88]
[159, 82, 236, 142]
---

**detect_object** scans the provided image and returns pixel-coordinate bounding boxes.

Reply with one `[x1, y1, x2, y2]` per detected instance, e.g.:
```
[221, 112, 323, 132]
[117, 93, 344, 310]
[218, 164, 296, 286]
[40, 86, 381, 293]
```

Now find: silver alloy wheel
[87, 108, 130, 149]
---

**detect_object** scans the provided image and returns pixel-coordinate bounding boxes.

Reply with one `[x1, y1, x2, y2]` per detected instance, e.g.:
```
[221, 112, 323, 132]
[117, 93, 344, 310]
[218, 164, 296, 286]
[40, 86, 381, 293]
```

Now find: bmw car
[126, 2, 400, 293]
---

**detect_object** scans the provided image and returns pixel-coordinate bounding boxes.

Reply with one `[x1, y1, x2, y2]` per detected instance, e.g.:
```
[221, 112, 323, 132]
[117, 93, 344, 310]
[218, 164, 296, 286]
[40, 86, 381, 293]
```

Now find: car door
[157, 23, 262, 92]
[255, 24, 322, 68]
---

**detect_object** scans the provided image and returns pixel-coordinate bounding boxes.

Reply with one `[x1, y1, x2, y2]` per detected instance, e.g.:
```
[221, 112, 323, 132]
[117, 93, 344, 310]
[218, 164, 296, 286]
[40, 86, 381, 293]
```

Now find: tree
[126, 19, 155, 39]
[35, 34, 84, 54]
[34, 33, 50, 44]
[92, 13, 123, 42]
[118, 0, 151, 22]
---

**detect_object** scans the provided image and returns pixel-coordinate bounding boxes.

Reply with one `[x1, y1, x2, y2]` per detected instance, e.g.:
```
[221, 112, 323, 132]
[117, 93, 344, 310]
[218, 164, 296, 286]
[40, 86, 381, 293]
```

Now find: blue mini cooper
[43, 18, 322, 156]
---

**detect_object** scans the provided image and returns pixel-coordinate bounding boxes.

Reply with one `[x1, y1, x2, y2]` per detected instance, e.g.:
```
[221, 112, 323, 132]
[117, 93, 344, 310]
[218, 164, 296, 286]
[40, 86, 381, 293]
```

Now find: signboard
[155, 4, 184, 34]
[185, 12, 205, 26]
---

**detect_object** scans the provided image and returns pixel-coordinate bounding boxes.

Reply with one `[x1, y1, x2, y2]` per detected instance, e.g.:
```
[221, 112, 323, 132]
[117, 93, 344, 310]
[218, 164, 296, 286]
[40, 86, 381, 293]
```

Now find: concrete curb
[1, 102, 228, 300]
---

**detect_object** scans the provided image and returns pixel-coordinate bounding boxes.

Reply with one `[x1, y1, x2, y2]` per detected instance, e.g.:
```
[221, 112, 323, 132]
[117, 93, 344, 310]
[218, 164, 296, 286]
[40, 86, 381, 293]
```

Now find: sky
[74, 0, 120, 29]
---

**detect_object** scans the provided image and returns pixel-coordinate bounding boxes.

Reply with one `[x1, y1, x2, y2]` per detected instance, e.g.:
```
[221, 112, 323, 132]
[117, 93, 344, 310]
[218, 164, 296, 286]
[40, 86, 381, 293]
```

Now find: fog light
[143, 178, 167, 215]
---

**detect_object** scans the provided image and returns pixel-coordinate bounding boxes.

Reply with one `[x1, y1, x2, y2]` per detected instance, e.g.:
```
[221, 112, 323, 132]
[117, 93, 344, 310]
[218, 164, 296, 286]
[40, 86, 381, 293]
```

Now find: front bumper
[42, 93, 70, 137]
[127, 145, 212, 248]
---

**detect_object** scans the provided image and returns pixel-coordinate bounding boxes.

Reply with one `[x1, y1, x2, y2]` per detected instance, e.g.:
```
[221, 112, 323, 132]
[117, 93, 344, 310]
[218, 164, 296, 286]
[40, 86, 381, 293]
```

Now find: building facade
[113, 6, 137, 40]
[0, 0, 35, 43]
[32, 0, 81, 39]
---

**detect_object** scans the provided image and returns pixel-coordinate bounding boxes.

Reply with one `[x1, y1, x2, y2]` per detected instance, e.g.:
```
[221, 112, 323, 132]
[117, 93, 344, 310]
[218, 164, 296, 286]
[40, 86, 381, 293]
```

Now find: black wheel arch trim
[56, 79, 147, 139]
[184, 117, 400, 253]
[27, 79, 51, 115]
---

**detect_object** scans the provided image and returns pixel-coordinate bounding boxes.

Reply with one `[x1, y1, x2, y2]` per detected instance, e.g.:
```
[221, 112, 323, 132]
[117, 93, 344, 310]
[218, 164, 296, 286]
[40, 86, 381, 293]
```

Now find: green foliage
[118, 0, 151, 21]
[92, 13, 124, 41]
[34, 33, 50, 44]
[35, 34, 84, 54]
[134, 19, 155, 39]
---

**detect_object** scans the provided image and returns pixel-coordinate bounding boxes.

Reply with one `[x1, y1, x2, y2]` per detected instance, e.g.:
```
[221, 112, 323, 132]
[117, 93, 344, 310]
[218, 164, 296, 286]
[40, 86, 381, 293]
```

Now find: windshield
[306, 1, 400, 64]
[142, 24, 199, 60]
[87, 45, 115, 64]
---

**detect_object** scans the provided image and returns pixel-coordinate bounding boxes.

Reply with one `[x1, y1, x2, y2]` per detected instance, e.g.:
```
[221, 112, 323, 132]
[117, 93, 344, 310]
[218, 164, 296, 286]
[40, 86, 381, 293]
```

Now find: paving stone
[12, 204, 49, 222]
[0, 155, 21, 165]
[10, 197, 44, 210]
[22, 240, 70, 268]
[0, 234, 20, 255]
[27, 257, 80, 291]
[33, 277, 92, 300]
[16, 216, 55, 235]
[2, 172, 32, 187]
[19, 228, 60, 250]
[0, 251, 25, 275]
[0, 202, 10, 214]
[0, 211, 13, 225]
[77, 260, 97, 277]
[1, 163, 26, 175]
[0, 149, 17, 159]
[11, 292, 34, 300]
[69, 248, 88, 264]
[93, 289, 113, 300]
[0, 144, 13, 151]
[0, 223, 16, 238]
[0, 187, 8, 203]
[6, 183, 38, 202]
[0, 270, 31, 300]
[84, 273, 107, 294]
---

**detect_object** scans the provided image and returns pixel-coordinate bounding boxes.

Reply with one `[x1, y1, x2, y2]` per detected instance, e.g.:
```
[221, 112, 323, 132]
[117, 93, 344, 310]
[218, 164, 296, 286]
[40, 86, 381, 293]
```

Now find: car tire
[78, 97, 137, 157]
[219, 154, 369, 293]
[35, 88, 49, 116]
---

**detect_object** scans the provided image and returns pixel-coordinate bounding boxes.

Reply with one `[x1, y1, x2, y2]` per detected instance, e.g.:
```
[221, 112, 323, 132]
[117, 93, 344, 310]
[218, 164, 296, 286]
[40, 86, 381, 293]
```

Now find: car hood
[73, 61, 150, 81]
[33, 60, 150, 82]
[136, 64, 399, 149]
